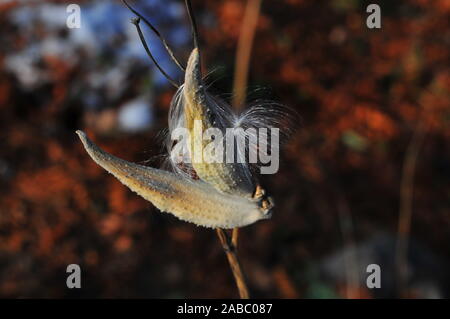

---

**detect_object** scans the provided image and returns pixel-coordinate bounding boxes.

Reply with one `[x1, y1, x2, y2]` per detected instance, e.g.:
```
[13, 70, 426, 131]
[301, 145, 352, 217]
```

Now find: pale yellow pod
[181, 48, 256, 198]
[76, 131, 272, 229]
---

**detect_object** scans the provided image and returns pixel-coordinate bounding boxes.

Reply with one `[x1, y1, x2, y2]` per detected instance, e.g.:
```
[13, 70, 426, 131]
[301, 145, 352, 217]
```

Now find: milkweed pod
[76, 130, 273, 229]
[168, 48, 256, 198]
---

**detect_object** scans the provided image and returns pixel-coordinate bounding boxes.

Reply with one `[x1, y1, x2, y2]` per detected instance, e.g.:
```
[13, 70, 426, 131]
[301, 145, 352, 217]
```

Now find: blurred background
[0, 0, 449, 298]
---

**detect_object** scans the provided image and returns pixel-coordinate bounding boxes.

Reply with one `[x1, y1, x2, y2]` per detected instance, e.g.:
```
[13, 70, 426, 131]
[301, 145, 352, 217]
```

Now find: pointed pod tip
[190, 47, 199, 61]
[75, 130, 86, 140]
[75, 130, 91, 151]
[185, 48, 202, 88]
[75, 130, 110, 171]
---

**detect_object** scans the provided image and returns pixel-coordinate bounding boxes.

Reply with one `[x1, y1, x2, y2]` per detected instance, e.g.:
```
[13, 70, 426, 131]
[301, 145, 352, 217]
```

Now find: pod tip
[75, 130, 88, 145]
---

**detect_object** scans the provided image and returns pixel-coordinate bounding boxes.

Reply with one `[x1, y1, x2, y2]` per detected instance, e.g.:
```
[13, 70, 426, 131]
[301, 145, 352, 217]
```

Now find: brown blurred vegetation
[0, 0, 449, 298]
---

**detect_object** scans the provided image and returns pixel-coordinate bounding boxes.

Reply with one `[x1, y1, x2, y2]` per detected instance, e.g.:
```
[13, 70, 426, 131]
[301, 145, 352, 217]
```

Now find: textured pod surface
[180, 48, 256, 197]
[76, 131, 272, 229]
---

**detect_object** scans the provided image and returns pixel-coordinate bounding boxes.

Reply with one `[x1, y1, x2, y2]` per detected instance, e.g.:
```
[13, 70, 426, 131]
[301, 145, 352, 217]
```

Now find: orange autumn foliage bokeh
[0, 0, 449, 298]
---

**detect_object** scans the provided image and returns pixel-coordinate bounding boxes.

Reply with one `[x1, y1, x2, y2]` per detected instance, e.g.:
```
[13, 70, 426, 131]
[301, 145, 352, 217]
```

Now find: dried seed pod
[168, 48, 256, 198]
[76, 131, 273, 229]
[122, 0, 295, 202]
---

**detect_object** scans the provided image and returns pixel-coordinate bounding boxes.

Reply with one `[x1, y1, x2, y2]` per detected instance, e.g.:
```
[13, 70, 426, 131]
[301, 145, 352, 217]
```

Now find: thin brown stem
[225, 0, 261, 290]
[232, 0, 262, 109]
[395, 96, 430, 297]
[122, 0, 185, 71]
[131, 18, 180, 88]
[231, 228, 239, 248]
[216, 228, 250, 299]
[230, 0, 263, 259]
[336, 194, 359, 299]
[184, 0, 200, 50]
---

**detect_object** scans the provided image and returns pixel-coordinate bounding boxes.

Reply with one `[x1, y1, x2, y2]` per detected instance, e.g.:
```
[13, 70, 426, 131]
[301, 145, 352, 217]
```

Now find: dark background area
[0, 0, 449, 298]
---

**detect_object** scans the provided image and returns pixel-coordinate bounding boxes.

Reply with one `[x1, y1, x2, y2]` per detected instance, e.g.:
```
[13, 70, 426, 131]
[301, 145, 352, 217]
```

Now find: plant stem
[232, 0, 262, 109]
[216, 228, 250, 299]
[231, 228, 239, 248]
[395, 97, 429, 297]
